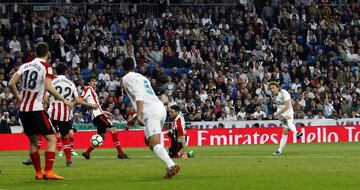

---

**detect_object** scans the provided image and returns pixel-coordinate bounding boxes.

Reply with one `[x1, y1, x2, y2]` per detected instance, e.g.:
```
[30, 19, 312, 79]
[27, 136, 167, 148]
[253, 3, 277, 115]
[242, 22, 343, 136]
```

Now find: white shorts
[144, 104, 167, 138]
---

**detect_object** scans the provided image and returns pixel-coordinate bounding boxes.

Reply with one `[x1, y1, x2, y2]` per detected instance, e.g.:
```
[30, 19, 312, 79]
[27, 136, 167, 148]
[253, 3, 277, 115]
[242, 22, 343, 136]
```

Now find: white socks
[153, 144, 175, 169]
[278, 135, 288, 153]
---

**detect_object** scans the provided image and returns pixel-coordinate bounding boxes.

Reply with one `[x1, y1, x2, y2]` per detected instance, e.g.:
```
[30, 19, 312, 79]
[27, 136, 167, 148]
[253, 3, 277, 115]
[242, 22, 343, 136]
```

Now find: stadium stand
[0, 0, 359, 129]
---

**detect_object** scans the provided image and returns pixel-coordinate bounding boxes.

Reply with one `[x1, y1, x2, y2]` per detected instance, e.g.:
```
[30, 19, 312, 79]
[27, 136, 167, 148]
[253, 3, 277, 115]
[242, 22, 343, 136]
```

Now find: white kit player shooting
[269, 82, 303, 156]
[121, 57, 180, 179]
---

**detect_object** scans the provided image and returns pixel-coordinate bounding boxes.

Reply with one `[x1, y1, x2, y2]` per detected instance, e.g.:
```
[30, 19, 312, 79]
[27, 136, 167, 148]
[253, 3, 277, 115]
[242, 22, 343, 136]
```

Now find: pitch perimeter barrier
[5, 118, 360, 134]
[1, 125, 360, 151]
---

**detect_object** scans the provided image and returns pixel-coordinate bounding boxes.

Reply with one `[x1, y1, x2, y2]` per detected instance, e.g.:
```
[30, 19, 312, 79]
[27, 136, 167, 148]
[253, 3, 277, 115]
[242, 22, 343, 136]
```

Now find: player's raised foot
[71, 150, 78, 156]
[66, 160, 73, 167]
[58, 151, 63, 157]
[163, 164, 180, 179]
[296, 132, 303, 139]
[188, 150, 195, 158]
[273, 150, 281, 156]
[117, 153, 129, 159]
[22, 158, 33, 166]
[43, 170, 64, 180]
[82, 152, 90, 159]
[35, 170, 45, 180]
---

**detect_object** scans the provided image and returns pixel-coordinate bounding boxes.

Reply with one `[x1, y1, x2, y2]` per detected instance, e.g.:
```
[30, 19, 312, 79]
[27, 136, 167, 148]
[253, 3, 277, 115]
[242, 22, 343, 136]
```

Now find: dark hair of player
[88, 75, 97, 83]
[268, 81, 280, 88]
[170, 105, 180, 112]
[35, 42, 49, 58]
[122, 57, 135, 71]
[55, 63, 67, 75]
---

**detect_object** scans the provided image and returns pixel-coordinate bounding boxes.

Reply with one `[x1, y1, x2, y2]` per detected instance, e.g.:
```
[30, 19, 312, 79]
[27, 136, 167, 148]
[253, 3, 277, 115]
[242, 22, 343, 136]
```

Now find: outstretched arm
[74, 97, 98, 109]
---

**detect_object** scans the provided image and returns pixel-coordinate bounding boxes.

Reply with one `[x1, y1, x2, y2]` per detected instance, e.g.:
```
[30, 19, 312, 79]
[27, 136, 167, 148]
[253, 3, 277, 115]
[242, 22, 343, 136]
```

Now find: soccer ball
[90, 134, 103, 147]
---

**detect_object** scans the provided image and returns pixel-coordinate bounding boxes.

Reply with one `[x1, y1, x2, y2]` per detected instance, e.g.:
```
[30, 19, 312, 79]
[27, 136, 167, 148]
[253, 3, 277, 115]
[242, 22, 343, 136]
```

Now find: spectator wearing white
[107, 75, 119, 92]
[151, 45, 163, 64]
[98, 87, 109, 100]
[178, 46, 191, 60]
[218, 19, 230, 30]
[98, 68, 110, 83]
[0, 87, 13, 101]
[346, 47, 358, 62]
[238, 69, 249, 85]
[65, 49, 80, 69]
[308, 18, 318, 30]
[237, 107, 246, 120]
[175, 25, 184, 36]
[163, 76, 176, 95]
[73, 113, 84, 124]
[337, 45, 347, 60]
[99, 40, 109, 56]
[162, 8, 172, 18]
[72, 51, 81, 69]
[190, 45, 202, 64]
[217, 112, 227, 121]
[145, 15, 158, 27]
[144, 46, 156, 64]
[199, 89, 208, 103]
[252, 44, 264, 61]
[9, 35, 21, 52]
[83, 20, 95, 33]
[201, 13, 212, 26]
[323, 99, 336, 118]
[217, 40, 229, 55]
[252, 62, 264, 81]
[226, 108, 237, 121]
[306, 29, 317, 45]
[191, 23, 201, 36]
[113, 40, 125, 56]
[53, 12, 68, 29]
[343, 36, 354, 50]
[253, 105, 267, 120]
[291, 78, 302, 91]
[223, 100, 233, 114]
[290, 54, 303, 67]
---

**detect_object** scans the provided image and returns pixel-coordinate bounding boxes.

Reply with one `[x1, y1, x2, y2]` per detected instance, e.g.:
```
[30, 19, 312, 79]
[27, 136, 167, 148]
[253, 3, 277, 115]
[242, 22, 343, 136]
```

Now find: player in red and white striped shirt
[168, 105, 194, 159]
[9, 42, 72, 180]
[81, 75, 128, 159]
[47, 63, 98, 166]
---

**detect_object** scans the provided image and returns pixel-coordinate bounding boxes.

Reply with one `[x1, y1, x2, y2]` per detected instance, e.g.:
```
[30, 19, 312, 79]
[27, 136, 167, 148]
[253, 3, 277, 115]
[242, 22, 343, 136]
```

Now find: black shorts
[93, 114, 113, 134]
[20, 111, 55, 137]
[51, 119, 72, 137]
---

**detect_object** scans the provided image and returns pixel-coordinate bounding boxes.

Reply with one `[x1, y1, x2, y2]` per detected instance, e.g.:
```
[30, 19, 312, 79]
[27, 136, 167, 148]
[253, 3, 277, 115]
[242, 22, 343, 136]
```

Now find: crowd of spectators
[1, 0, 360, 132]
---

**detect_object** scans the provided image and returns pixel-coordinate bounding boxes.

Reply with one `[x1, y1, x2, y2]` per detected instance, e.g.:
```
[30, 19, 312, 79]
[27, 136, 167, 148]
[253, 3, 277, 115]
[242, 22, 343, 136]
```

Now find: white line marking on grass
[2, 155, 360, 159]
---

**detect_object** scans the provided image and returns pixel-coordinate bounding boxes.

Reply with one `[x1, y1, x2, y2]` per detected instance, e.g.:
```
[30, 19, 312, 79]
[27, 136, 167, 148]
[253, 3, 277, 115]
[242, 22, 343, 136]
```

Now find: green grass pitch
[0, 143, 359, 190]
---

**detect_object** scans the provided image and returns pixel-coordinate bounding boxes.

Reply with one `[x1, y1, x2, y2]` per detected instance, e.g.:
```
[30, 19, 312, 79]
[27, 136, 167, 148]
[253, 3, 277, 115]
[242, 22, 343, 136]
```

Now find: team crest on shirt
[47, 67, 53, 75]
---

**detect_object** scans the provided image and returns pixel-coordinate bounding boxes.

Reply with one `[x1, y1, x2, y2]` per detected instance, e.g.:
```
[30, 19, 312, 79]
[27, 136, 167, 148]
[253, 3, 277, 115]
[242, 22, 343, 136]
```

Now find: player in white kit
[269, 82, 303, 156]
[122, 58, 180, 179]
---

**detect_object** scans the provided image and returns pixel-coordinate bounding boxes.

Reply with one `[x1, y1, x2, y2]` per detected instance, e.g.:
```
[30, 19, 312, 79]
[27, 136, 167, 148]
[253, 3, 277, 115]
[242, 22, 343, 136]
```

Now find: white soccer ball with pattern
[90, 134, 103, 147]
